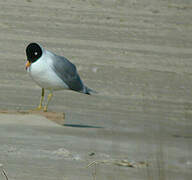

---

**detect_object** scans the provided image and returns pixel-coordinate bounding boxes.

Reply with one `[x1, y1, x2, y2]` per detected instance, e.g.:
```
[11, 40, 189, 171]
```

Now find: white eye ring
[34, 52, 38, 55]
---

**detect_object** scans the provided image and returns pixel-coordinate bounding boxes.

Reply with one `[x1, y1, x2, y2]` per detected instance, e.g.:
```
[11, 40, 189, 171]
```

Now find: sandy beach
[0, 0, 192, 179]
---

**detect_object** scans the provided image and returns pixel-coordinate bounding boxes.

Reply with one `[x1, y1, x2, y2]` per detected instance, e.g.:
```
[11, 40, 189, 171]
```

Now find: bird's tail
[84, 86, 97, 95]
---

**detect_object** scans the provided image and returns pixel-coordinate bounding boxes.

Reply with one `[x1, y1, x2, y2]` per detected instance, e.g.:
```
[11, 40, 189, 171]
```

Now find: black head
[26, 43, 43, 63]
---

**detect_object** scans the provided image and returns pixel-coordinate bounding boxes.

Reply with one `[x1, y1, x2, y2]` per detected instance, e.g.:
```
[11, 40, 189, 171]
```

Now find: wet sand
[0, 0, 192, 179]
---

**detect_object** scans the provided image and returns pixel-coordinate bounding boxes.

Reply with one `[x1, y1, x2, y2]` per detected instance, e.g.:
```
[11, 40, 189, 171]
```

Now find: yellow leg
[33, 88, 44, 111]
[43, 91, 53, 112]
[36, 88, 44, 110]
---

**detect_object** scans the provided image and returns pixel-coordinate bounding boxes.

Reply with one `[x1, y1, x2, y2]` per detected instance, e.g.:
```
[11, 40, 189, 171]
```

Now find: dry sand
[0, 0, 192, 179]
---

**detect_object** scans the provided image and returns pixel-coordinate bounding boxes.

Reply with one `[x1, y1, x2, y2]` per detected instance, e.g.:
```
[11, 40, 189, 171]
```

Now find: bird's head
[25, 43, 43, 70]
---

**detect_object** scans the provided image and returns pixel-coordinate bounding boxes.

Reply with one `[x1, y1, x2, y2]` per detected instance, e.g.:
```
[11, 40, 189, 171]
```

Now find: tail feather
[84, 86, 97, 95]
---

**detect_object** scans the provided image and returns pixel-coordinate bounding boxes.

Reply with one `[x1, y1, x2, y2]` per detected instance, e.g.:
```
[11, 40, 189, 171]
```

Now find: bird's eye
[34, 52, 38, 55]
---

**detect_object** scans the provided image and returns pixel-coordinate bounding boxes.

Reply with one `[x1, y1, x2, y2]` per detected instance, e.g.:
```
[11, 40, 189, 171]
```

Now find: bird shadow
[63, 123, 103, 129]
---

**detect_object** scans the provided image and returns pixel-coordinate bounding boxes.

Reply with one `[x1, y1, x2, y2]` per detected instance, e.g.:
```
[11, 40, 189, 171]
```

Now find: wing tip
[84, 86, 97, 95]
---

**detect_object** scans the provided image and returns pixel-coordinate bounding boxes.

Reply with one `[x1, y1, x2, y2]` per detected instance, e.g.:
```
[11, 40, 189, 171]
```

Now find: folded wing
[51, 55, 85, 92]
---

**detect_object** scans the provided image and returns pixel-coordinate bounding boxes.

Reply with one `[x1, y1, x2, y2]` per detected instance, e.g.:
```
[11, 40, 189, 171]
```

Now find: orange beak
[25, 61, 31, 70]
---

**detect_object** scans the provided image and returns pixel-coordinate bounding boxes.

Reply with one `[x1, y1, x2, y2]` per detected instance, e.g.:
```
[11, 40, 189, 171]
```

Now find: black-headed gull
[25, 43, 93, 112]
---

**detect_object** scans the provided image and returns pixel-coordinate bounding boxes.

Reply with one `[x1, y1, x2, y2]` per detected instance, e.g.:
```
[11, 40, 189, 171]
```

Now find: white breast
[27, 51, 69, 90]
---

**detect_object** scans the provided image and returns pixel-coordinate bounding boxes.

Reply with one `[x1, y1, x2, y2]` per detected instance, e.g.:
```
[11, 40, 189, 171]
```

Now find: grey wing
[51, 55, 85, 92]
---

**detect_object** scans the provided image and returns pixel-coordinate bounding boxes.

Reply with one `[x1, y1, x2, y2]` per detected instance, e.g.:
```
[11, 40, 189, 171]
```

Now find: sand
[0, 0, 192, 179]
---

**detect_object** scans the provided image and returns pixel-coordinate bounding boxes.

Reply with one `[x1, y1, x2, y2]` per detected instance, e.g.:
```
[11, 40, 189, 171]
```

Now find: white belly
[27, 56, 69, 90]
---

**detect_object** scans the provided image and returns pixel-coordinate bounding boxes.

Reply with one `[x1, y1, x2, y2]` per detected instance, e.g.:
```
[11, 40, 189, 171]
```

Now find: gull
[25, 43, 93, 111]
